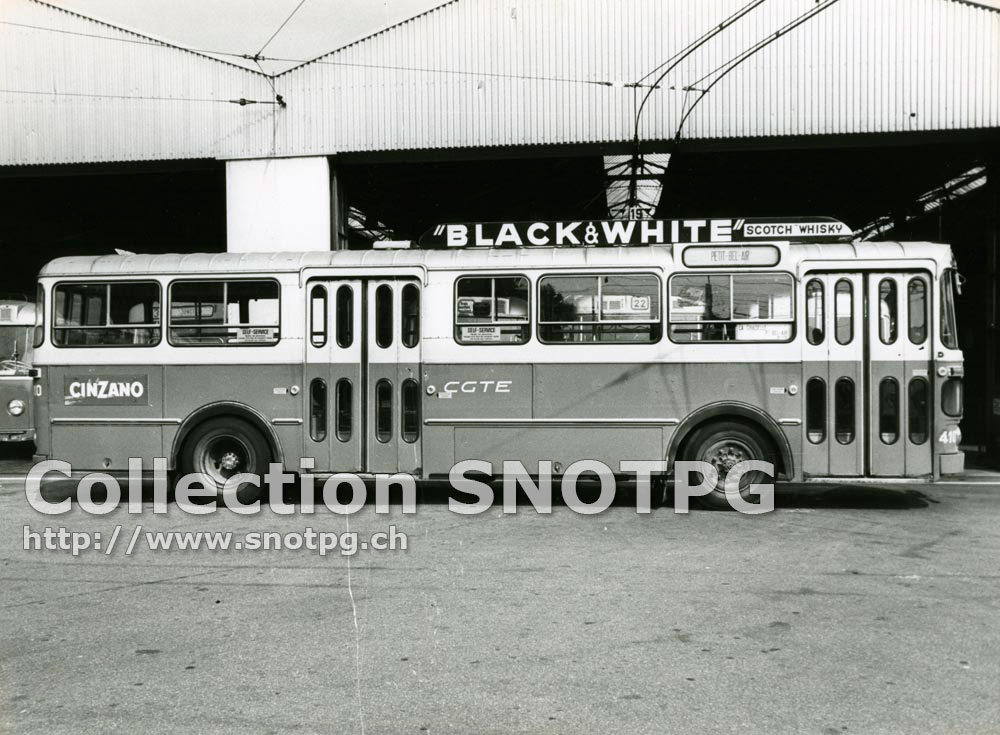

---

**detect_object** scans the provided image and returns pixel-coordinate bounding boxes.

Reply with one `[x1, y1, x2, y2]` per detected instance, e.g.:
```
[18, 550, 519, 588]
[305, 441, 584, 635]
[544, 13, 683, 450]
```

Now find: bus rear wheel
[178, 417, 270, 505]
[682, 421, 775, 510]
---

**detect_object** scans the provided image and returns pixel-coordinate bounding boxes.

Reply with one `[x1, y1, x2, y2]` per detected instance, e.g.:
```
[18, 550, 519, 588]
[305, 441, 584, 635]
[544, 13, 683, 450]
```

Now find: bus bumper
[0, 430, 34, 443]
[939, 451, 965, 476]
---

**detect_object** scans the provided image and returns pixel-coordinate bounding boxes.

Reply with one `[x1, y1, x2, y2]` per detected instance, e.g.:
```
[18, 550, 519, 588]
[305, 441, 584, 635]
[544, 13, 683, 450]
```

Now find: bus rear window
[169, 280, 280, 346]
[53, 282, 160, 347]
[455, 276, 529, 345]
[669, 273, 793, 342]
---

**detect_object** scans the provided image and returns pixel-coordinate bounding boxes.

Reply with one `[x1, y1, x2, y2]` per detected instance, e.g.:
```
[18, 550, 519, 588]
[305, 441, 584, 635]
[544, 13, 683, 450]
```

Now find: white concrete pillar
[226, 156, 331, 252]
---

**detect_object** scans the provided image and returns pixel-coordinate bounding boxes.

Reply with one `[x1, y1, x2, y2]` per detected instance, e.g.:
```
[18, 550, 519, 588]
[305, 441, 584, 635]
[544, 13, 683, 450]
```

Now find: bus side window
[805, 279, 824, 345]
[539, 274, 660, 343]
[668, 273, 792, 343]
[455, 276, 530, 345]
[53, 281, 160, 347]
[169, 280, 279, 346]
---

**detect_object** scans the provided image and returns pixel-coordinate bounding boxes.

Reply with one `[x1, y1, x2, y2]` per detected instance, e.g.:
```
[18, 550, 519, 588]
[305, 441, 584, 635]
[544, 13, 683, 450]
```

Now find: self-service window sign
[682, 245, 780, 268]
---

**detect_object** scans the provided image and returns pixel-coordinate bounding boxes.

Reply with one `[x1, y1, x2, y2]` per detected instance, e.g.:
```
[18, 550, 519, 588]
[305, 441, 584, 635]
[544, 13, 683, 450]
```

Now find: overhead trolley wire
[255, 0, 308, 59]
[672, 0, 843, 141]
[300, 57, 651, 88]
[624, 0, 766, 210]
[1, 19, 650, 90]
[0, 89, 280, 105]
[0, 19, 250, 60]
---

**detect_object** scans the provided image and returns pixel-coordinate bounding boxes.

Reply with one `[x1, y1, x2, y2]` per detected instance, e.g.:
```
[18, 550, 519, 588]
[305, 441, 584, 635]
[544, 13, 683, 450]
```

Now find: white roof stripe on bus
[37, 242, 955, 277]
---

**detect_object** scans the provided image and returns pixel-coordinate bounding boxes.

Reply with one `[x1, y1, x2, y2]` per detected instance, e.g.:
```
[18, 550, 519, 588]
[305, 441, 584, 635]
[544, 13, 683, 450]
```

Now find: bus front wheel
[178, 417, 271, 505]
[682, 421, 775, 510]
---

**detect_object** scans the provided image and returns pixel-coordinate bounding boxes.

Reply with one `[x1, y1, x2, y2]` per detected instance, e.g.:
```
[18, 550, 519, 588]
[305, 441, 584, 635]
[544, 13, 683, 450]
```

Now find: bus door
[802, 273, 865, 476]
[304, 279, 422, 475]
[306, 280, 363, 472]
[366, 280, 422, 475]
[867, 272, 933, 477]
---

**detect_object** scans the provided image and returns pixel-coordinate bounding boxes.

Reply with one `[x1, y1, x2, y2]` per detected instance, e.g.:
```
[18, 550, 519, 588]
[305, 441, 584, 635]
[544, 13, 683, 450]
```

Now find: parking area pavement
[0, 457, 998, 734]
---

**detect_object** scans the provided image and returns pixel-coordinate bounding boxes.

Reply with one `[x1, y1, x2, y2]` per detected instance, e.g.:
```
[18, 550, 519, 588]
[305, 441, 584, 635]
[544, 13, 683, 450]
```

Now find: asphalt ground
[0, 447, 998, 735]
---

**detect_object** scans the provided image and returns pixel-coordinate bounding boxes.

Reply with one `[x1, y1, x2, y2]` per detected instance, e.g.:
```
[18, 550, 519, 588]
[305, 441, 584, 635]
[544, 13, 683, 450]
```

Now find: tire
[681, 420, 776, 510]
[178, 417, 271, 505]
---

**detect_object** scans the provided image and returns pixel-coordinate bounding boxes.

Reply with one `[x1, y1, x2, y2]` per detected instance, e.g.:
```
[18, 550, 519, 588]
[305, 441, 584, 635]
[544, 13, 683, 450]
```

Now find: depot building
[1, 0, 998, 457]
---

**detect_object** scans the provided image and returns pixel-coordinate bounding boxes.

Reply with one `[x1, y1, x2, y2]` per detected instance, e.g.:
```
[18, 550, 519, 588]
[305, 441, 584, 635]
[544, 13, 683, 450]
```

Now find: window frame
[454, 273, 532, 346]
[374, 283, 394, 349]
[51, 279, 162, 349]
[336, 284, 354, 349]
[877, 278, 898, 346]
[805, 376, 826, 444]
[805, 278, 825, 346]
[907, 277, 928, 345]
[878, 376, 900, 445]
[834, 278, 854, 346]
[667, 271, 795, 344]
[167, 277, 282, 348]
[941, 269, 959, 350]
[834, 376, 856, 445]
[309, 284, 328, 348]
[908, 376, 930, 445]
[401, 283, 420, 349]
[400, 378, 420, 444]
[537, 271, 663, 345]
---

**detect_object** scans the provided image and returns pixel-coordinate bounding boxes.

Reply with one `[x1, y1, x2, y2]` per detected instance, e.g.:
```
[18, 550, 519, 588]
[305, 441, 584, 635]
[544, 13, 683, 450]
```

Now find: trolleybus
[0, 296, 36, 444]
[30, 217, 965, 507]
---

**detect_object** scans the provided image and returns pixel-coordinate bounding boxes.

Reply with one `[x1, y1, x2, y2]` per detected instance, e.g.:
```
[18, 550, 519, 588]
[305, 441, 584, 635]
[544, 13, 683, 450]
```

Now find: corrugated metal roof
[3, 0, 999, 166]
[37, 240, 955, 277]
[1, 0, 275, 164]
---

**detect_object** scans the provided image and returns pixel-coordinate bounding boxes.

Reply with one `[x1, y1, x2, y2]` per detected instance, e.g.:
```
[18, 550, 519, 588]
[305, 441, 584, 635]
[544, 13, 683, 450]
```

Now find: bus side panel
[536, 362, 802, 420]
[454, 427, 665, 473]
[162, 363, 305, 468]
[421, 363, 532, 476]
[44, 364, 165, 469]
[536, 361, 801, 476]
[534, 363, 675, 419]
[421, 425, 454, 476]
[800, 362, 830, 477]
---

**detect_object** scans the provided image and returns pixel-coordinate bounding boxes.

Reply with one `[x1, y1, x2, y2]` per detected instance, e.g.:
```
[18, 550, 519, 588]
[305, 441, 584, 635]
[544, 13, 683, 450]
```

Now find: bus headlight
[7, 399, 25, 417]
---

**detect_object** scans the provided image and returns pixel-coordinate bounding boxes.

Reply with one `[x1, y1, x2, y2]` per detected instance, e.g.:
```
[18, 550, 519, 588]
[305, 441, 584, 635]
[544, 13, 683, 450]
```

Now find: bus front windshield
[941, 269, 960, 350]
[0, 326, 31, 366]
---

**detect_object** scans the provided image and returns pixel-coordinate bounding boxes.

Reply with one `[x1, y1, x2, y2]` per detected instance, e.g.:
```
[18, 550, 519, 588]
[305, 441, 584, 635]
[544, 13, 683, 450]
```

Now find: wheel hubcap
[703, 439, 758, 491]
[219, 452, 240, 472]
[194, 435, 252, 485]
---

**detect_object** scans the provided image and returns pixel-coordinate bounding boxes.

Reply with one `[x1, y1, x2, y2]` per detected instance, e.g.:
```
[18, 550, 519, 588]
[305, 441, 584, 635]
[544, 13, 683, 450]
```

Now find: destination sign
[419, 216, 852, 248]
[682, 245, 780, 267]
